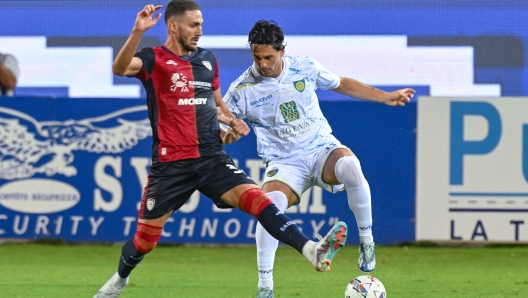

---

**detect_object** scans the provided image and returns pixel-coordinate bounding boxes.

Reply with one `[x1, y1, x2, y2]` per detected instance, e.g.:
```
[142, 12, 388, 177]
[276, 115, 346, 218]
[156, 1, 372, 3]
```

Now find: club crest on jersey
[293, 79, 305, 92]
[146, 198, 155, 211]
[202, 61, 212, 71]
[266, 169, 279, 177]
[170, 73, 189, 92]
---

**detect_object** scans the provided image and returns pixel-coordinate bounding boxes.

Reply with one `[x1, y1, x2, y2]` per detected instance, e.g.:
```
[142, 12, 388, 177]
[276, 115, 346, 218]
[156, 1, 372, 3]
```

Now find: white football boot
[256, 287, 274, 298]
[93, 272, 129, 298]
[358, 241, 376, 272]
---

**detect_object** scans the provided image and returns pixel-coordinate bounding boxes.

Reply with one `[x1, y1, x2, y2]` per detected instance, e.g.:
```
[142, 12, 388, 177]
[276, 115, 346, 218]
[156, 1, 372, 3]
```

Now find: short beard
[183, 43, 197, 52]
[179, 37, 197, 52]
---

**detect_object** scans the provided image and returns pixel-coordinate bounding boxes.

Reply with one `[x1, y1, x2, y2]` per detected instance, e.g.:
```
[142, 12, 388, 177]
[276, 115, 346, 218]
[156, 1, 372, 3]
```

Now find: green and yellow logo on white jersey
[293, 79, 305, 92]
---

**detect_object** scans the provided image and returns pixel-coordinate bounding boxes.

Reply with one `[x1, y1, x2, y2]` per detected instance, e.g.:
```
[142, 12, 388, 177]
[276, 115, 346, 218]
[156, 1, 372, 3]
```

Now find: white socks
[334, 155, 374, 243]
[255, 155, 373, 291]
[301, 240, 317, 261]
[256, 191, 289, 289]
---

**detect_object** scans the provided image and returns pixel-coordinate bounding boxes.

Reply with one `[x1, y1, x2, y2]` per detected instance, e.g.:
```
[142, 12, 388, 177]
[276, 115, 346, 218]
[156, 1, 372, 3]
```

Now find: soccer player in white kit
[221, 20, 415, 298]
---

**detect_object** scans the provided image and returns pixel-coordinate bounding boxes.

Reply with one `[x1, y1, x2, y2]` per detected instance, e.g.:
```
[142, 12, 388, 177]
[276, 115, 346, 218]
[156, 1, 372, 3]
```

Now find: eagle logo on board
[0, 106, 151, 180]
[293, 79, 305, 92]
[202, 61, 212, 71]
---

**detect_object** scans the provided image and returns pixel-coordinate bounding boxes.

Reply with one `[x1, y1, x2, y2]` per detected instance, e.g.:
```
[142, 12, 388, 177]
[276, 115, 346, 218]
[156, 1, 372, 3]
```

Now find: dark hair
[248, 20, 285, 51]
[164, 0, 201, 24]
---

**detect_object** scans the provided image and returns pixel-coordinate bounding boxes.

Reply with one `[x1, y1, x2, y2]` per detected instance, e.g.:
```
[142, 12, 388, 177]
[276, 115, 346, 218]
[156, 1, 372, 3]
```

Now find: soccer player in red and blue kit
[93, 1, 348, 297]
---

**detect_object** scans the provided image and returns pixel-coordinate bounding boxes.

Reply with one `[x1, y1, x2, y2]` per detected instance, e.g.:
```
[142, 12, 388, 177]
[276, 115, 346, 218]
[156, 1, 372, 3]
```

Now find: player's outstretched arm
[112, 4, 162, 76]
[332, 77, 415, 107]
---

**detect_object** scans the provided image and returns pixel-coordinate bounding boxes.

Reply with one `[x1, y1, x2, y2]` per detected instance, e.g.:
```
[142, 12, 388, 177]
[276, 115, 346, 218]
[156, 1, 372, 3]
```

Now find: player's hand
[221, 129, 241, 144]
[133, 4, 162, 32]
[385, 88, 415, 107]
[229, 119, 250, 136]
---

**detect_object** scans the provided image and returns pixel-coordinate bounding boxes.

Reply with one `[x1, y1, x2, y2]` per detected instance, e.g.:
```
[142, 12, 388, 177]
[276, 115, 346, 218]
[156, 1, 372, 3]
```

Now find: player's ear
[167, 19, 178, 34]
[280, 46, 285, 56]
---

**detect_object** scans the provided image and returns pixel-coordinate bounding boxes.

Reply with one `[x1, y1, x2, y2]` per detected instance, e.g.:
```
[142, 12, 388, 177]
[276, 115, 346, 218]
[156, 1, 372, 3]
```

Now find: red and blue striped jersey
[133, 46, 224, 163]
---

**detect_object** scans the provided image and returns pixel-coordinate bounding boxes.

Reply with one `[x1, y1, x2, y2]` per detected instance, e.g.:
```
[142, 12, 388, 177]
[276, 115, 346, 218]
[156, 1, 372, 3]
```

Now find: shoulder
[229, 66, 259, 92]
[0, 53, 18, 63]
[197, 46, 212, 53]
[135, 47, 155, 58]
[285, 54, 315, 65]
[0, 53, 19, 75]
[138, 47, 155, 53]
[197, 47, 216, 59]
[284, 55, 319, 71]
[0, 52, 15, 59]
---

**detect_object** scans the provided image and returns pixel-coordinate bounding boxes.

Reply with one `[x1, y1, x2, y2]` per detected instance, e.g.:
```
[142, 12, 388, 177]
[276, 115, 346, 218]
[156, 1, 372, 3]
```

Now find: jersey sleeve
[132, 47, 155, 82]
[2, 54, 19, 78]
[313, 58, 340, 90]
[222, 83, 247, 120]
[219, 122, 231, 132]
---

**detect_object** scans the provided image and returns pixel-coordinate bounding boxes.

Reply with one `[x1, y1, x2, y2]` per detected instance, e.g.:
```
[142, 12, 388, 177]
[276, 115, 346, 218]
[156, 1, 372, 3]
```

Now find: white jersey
[223, 55, 341, 163]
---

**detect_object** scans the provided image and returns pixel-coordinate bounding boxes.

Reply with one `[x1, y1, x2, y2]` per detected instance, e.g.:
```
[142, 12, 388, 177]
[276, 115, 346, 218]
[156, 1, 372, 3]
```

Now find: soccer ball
[345, 275, 386, 298]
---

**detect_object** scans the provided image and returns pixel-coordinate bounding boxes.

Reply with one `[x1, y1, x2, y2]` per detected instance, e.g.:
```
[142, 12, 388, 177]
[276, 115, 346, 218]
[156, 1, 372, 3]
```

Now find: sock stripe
[239, 188, 272, 218]
[137, 222, 163, 234]
[133, 237, 156, 253]
[136, 231, 161, 243]
[133, 222, 163, 253]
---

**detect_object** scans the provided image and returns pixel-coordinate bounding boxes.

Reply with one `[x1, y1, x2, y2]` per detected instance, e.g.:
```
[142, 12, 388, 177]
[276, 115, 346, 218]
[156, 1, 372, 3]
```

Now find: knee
[133, 222, 163, 254]
[238, 188, 273, 218]
[266, 191, 289, 212]
[334, 155, 366, 188]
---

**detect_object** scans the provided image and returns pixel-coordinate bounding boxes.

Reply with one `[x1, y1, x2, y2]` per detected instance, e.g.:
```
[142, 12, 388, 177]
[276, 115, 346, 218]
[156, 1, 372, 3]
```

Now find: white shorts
[262, 140, 348, 203]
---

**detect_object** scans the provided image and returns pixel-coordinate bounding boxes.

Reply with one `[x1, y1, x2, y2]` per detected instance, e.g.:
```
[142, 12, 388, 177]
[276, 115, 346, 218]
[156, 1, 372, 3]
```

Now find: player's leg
[218, 183, 312, 255]
[321, 147, 376, 272]
[222, 184, 347, 271]
[94, 161, 197, 297]
[93, 214, 170, 298]
[199, 154, 348, 273]
[255, 184, 296, 297]
[254, 160, 307, 296]
[117, 214, 169, 277]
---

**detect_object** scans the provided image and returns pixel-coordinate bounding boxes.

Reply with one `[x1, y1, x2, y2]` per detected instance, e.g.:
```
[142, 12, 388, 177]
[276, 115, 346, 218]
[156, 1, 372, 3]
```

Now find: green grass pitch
[0, 243, 526, 297]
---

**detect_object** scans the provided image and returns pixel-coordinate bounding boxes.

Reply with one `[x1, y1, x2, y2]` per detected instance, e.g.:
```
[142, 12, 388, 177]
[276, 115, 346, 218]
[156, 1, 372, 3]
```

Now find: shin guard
[238, 188, 272, 218]
[133, 222, 163, 254]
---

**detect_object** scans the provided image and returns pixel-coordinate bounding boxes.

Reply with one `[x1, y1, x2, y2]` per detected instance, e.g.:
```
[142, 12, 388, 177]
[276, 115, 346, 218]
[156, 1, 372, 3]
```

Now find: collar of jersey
[252, 56, 288, 82]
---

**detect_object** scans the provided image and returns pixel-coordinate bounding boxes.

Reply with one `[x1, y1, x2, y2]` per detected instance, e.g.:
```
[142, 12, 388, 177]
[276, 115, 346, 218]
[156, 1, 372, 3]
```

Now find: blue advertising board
[2, 0, 524, 245]
[0, 97, 416, 245]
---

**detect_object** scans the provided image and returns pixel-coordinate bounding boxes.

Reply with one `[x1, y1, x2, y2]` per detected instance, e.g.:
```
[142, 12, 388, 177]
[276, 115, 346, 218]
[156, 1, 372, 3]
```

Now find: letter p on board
[450, 102, 501, 185]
